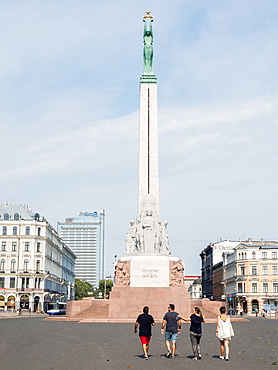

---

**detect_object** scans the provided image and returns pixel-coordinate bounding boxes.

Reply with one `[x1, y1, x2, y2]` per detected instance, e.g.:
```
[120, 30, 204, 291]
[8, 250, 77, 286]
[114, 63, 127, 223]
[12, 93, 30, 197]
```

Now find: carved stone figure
[125, 220, 137, 254]
[170, 260, 184, 287]
[143, 19, 154, 75]
[114, 260, 130, 286]
[160, 221, 170, 254]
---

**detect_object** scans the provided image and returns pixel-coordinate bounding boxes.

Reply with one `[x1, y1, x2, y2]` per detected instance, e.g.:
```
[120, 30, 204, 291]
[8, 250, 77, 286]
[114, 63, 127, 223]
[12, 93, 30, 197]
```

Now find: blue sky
[1, 0, 278, 275]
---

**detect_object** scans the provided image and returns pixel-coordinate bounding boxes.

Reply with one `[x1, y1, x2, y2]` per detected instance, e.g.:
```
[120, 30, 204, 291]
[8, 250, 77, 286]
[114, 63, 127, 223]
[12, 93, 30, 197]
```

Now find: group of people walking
[134, 304, 234, 361]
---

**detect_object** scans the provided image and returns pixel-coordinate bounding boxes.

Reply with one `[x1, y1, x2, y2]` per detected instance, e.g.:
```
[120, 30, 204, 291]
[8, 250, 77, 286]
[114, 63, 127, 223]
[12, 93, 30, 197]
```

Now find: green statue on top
[143, 12, 154, 75]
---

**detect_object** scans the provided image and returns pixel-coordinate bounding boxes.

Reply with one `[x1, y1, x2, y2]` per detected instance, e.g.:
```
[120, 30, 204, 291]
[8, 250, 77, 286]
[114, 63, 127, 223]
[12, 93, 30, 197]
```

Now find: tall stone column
[138, 78, 159, 214]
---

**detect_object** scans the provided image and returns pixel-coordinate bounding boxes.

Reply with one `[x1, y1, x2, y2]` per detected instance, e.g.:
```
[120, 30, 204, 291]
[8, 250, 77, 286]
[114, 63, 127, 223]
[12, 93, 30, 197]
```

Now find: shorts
[140, 336, 151, 344]
[165, 331, 178, 341]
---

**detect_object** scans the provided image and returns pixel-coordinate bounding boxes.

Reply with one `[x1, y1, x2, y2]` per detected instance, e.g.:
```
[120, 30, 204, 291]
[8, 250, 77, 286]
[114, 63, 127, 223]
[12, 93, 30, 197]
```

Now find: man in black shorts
[134, 306, 155, 359]
[161, 303, 181, 358]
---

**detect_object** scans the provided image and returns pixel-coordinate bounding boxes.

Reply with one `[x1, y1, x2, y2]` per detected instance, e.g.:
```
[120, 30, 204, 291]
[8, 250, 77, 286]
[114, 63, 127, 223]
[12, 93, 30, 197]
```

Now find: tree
[75, 278, 92, 300]
[98, 279, 113, 298]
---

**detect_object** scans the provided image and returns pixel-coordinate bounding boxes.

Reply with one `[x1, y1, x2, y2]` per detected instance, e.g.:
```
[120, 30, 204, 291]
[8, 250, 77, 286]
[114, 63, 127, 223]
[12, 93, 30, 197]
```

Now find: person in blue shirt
[179, 307, 205, 360]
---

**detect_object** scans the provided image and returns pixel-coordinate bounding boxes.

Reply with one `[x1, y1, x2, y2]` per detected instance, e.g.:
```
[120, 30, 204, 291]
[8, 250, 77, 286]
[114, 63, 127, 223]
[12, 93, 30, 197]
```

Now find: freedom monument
[67, 13, 191, 320]
[108, 12, 190, 320]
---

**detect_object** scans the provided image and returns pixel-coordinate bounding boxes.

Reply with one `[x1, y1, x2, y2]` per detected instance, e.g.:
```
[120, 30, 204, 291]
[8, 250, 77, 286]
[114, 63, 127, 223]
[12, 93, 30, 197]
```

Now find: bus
[46, 302, 66, 315]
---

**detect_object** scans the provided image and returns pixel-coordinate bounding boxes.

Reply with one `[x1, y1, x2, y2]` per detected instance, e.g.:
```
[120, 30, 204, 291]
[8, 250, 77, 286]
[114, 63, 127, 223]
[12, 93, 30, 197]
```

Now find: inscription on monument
[130, 257, 169, 287]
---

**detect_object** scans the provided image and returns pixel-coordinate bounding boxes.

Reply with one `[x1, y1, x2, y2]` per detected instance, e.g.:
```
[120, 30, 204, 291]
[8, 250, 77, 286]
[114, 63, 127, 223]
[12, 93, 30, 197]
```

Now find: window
[36, 260, 40, 273]
[12, 242, 17, 251]
[238, 283, 243, 293]
[36, 243, 40, 252]
[263, 282, 268, 293]
[14, 213, 19, 220]
[4, 213, 9, 220]
[273, 265, 278, 275]
[22, 277, 25, 289]
[24, 242, 30, 252]
[262, 265, 268, 275]
[0, 259, 5, 271]
[0, 277, 4, 288]
[23, 259, 29, 272]
[240, 266, 245, 275]
[252, 251, 256, 259]
[252, 266, 257, 275]
[262, 252, 267, 259]
[273, 283, 278, 293]
[238, 253, 242, 260]
[2, 226, 7, 235]
[11, 259, 16, 272]
[26, 278, 30, 289]
[13, 227, 17, 235]
[1, 242, 6, 251]
[25, 227, 30, 235]
[272, 252, 277, 259]
[38, 227, 41, 236]
[10, 277, 15, 289]
[252, 283, 257, 293]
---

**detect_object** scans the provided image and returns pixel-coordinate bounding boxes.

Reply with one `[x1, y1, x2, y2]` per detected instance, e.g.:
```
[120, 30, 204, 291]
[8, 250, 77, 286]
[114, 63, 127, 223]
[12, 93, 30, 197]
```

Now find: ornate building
[223, 240, 278, 314]
[0, 202, 75, 312]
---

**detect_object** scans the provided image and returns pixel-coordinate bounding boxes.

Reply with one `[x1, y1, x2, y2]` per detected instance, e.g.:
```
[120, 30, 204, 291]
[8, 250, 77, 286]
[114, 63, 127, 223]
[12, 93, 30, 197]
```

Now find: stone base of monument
[109, 255, 191, 320]
[109, 286, 190, 320]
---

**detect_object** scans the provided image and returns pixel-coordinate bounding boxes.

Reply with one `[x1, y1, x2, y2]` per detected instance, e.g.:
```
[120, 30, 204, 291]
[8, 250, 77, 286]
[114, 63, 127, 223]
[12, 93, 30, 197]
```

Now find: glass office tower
[58, 210, 105, 288]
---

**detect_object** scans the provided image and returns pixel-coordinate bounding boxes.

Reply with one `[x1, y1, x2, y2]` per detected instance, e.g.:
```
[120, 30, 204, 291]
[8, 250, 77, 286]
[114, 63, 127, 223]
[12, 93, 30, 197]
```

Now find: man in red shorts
[134, 306, 155, 359]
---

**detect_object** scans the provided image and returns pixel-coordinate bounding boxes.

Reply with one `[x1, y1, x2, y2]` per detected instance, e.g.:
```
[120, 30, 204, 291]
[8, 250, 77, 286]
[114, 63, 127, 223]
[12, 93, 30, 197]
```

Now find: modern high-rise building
[58, 210, 105, 288]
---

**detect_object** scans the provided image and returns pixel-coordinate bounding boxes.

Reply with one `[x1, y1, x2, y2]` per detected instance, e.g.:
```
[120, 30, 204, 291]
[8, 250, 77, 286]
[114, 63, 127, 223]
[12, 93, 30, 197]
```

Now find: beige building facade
[224, 240, 278, 314]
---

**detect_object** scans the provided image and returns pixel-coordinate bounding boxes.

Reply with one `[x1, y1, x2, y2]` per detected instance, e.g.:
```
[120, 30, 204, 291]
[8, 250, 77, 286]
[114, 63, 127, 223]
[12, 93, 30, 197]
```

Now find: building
[200, 240, 240, 299]
[0, 202, 76, 312]
[58, 210, 105, 288]
[188, 277, 202, 299]
[184, 276, 200, 290]
[212, 261, 225, 301]
[223, 240, 278, 314]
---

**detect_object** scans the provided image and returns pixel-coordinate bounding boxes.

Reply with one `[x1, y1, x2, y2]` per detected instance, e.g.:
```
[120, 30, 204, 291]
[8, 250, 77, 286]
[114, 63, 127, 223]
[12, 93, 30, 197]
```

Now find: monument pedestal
[109, 286, 190, 320]
[111, 255, 190, 320]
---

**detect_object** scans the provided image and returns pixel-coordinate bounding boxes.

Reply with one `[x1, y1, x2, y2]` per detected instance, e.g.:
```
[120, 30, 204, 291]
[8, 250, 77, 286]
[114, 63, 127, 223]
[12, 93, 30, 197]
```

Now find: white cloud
[1, 0, 278, 274]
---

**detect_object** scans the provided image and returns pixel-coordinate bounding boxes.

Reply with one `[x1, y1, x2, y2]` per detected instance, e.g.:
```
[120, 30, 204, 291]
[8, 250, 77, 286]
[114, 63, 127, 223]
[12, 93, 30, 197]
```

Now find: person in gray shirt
[161, 303, 181, 358]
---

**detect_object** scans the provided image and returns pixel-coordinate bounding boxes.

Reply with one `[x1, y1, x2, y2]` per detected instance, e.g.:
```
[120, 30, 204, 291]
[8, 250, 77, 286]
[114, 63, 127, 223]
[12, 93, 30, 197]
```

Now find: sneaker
[166, 352, 171, 358]
[172, 354, 175, 358]
[225, 356, 229, 361]
[193, 357, 198, 360]
[219, 356, 224, 360]
[144, 355, 148, 360]
[198, 355, 202, 360]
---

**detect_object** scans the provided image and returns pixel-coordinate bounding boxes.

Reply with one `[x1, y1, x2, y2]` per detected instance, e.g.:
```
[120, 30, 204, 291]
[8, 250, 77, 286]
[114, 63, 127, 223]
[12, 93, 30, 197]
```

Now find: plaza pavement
[0, 315, 277, 369]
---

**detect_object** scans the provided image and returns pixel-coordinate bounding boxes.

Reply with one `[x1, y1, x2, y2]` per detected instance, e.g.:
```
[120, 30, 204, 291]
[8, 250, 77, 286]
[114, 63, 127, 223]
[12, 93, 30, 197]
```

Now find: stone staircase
[76, 301, 109, 319]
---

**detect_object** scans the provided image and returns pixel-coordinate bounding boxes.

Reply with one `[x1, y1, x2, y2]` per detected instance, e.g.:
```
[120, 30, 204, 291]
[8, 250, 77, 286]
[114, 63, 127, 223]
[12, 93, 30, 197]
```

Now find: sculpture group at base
[113, 258, 185, 288]
[125, 194, 170, 256]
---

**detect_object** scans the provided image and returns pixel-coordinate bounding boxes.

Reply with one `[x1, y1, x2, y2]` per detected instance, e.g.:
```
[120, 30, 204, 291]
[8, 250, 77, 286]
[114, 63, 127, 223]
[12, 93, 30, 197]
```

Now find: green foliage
[98, 279, 113, 298]
[74, 278, 92, 300]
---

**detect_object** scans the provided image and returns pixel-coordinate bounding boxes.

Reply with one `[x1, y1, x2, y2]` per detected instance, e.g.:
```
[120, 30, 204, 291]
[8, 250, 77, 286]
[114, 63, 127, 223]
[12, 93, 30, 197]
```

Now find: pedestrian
[134, 306, 155, 360]
[216, 306, 234, 361]
[255, 307, 259, 317]
[179, 307, 205, 360]
[161, 303, 181, 358]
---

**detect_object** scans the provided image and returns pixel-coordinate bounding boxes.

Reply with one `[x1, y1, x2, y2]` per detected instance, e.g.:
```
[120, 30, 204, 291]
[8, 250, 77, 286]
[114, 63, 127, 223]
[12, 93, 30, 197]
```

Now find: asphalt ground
[0, 316, 277, 370]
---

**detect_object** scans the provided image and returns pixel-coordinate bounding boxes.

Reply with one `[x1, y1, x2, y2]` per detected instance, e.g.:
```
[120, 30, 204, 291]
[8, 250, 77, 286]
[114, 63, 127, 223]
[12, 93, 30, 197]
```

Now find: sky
[1, 0, 278, 276]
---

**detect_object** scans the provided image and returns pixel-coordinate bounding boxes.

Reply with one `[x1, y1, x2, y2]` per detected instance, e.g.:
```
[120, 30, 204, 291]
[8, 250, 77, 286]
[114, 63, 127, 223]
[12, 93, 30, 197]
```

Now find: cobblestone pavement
[0, 316, 277, 369]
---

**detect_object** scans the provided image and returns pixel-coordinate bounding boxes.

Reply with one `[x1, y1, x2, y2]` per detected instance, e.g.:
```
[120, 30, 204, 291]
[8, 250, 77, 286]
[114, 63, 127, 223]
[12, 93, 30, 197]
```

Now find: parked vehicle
[46, 302, 66, 315]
